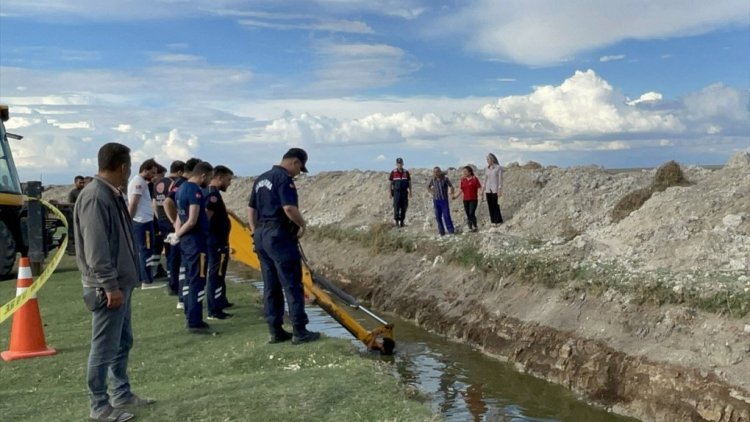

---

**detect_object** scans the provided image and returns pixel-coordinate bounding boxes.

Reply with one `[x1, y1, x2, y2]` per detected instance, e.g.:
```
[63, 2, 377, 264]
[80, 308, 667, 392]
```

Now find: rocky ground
[43, 152, 750, 421]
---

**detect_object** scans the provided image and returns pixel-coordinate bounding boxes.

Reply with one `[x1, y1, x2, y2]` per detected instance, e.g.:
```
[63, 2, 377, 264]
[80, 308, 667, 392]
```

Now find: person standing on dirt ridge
[68, 175, 85, 204]
[480, 153, 504, 228]
[247, 147, 321, 345]
[127, 158, 162, 290]
[205, 165, 235, 320]
[428, 166, 455, 236]
[389, 157, 411, 227]
[74, 142, 156, 422]
[453, 165, 481, 232]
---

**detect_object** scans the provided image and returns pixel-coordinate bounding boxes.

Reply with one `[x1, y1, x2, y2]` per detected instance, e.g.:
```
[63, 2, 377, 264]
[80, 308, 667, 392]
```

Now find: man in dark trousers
[74, 142, 155, 422]
[163, 158, 199, 309]
[153, 160, 184, 295]
[170, 161, 213, 333]
[247, 148, 320, 345]
[388, 157, 411, 227]
[206, 165, 235, 320]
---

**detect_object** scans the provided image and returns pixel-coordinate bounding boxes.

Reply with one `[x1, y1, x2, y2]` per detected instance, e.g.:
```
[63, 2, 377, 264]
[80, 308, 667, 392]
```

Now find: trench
[226, 263, 635, 422]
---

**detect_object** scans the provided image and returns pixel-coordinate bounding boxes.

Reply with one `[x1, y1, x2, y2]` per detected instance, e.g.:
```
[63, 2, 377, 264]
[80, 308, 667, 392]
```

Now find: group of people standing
[388, 153, 505, 235]
[73, 143, 319, 421]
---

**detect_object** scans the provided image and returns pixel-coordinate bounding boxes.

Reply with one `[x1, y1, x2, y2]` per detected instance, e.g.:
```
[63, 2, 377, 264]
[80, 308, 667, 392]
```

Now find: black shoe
[292, 328, 321, 344]
[154, 267, 168, 279]
[167, 289, 178, 296]
[268, 326, 293, 344]
[222, 302, 235, 309]
[207, 311, 232, 320]
[400, 220, 405, 227]
[187, 322, 212, 334]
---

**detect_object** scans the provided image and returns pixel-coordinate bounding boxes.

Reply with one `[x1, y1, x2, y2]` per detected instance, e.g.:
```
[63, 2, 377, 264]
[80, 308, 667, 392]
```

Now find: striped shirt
[428, 176, 453, 201]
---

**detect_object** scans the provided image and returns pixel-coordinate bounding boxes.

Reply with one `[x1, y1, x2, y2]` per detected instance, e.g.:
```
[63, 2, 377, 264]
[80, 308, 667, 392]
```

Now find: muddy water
[228, 267, 635, 422]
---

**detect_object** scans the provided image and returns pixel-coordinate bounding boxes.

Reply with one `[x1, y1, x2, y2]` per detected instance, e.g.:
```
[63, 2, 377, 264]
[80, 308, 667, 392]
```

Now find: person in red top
[452, 165, 482, 232]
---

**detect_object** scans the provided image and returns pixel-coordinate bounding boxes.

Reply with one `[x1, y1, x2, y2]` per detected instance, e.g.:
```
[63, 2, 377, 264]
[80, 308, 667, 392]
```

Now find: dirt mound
[652, 160, 689, 192]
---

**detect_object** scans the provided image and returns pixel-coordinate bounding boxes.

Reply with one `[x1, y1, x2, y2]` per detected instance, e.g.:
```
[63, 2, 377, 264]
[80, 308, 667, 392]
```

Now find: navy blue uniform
[389, 168, 411, 225]
[166, 177, 186, 297]
[206, 186, 231, 315]
[248, 165, 308, 330]
[176, 181, 209, 328]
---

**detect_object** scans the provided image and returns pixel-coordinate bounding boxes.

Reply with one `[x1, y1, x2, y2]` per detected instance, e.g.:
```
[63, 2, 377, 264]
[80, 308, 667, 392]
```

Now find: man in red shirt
[453, 165, 482, 232]
[388, 157, 411, 227]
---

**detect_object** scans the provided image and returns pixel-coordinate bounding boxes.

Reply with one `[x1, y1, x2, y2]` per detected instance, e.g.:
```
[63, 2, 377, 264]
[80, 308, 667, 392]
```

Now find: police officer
[171, 161, 213, 333]
[388, 157, 411, 227]
[154, 160, 184, 295]
[247, 148, 320, 344]
[206, 165, 234, 320]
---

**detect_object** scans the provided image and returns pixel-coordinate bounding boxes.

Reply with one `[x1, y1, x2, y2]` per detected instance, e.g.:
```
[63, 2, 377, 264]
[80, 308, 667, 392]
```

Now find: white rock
[726, 152, 750, 169]
[744, 324, 750, 334]
[723, 214, 743, 228]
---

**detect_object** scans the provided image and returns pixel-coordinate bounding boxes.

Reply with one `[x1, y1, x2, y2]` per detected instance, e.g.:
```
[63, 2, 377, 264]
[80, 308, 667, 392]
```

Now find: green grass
[312, 224, 750, 318]
[0, 257, 434, 422]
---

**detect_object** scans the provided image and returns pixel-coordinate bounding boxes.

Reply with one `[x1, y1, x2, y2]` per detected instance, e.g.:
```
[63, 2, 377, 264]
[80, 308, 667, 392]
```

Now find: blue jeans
[254, 226, 308, 329]
[85, 286, 134, 414]
[433, 199, 455, 235]
[132, 221, 154, 284]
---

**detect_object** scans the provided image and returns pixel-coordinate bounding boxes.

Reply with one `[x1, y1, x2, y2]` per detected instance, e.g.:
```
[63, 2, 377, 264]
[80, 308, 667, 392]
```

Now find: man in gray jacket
[75, 142, 155, 422]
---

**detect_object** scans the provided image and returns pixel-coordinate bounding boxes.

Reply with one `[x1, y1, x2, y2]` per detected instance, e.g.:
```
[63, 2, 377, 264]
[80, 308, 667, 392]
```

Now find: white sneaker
[176, 302, 184, 310]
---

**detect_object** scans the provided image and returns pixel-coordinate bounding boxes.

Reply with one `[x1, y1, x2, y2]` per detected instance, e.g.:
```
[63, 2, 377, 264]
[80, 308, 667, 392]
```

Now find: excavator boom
[228, 212, 395, 355]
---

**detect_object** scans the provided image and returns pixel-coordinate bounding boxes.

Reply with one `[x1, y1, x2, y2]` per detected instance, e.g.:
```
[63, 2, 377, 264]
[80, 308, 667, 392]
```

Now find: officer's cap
[283, 148, 309, 173]
[396, 157, 403, 164]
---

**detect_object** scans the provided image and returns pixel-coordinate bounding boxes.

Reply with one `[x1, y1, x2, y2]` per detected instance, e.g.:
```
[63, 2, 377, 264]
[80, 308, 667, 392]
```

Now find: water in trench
[227, 265, 636, 422]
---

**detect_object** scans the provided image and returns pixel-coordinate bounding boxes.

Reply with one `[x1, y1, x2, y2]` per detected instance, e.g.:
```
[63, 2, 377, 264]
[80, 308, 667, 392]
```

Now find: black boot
[268, 325, 293, 344]
[292, 326, 320, 344]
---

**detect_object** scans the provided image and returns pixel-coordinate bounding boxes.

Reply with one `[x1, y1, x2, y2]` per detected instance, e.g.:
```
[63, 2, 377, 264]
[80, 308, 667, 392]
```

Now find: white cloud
[626, 91, 663, 106]
[3, 63, 748, 182]
[308, 42, 421, 94]
[238, 17, 373, 34]
[599, 54, 626, 62]
[375, 154, 386, 161]
[151, 54, 204, 63]
[113, 124, 132, 133]
[435, 0, 749, 66]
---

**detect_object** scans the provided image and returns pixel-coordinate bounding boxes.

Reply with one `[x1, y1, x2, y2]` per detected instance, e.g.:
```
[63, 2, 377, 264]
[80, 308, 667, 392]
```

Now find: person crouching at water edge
[428, 166, 455, 236]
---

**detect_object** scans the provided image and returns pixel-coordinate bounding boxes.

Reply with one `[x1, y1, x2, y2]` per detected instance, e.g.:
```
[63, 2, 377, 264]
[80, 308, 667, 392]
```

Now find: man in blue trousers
[247, 148, 320, 345]
[428, 166, 455, 236]
[171, 161, 213, 333]
[206, 165, 235, 320]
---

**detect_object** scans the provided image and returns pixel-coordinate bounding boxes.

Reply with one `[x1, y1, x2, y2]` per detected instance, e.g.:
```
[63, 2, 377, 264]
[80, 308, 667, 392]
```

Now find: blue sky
[0, 0, 748, 183]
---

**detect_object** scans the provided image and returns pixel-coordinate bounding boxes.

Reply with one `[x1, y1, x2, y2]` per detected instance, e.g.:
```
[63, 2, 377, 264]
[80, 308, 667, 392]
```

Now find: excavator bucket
[228, 211, 395, 355]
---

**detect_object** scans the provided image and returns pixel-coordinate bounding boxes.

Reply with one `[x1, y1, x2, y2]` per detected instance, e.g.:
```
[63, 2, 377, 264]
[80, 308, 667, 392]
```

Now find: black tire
[0, 221, 17, 278]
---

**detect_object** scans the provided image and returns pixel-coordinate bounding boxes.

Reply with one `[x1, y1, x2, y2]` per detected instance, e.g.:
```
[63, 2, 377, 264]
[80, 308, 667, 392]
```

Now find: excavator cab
[0, 104, 67, 278]
[0, 104, 28, 276]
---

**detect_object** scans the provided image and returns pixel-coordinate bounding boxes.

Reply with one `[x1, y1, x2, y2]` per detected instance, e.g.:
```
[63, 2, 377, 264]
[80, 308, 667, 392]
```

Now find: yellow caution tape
[0, 198, 68, 324]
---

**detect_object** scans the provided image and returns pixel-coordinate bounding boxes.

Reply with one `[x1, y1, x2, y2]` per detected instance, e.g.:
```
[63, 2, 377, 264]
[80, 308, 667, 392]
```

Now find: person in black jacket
[388, 157, 411, 227]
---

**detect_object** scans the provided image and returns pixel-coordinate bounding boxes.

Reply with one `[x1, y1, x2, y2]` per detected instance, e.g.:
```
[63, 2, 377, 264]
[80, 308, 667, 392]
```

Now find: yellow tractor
[0, 104, 67, 278]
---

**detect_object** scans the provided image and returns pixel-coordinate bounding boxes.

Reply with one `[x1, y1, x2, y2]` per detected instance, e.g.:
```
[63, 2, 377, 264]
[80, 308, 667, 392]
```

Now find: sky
[0, 0, 748, 183]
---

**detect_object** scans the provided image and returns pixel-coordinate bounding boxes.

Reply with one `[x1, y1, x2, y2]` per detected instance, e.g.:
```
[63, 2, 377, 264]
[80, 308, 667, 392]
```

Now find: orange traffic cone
[1, 257, 56, 362]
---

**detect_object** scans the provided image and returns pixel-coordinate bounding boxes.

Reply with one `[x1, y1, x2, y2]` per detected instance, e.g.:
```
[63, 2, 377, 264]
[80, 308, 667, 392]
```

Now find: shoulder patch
[196, 192, 202, 199]
[289, 183, 296, 189]
[209, 195, 218, 203]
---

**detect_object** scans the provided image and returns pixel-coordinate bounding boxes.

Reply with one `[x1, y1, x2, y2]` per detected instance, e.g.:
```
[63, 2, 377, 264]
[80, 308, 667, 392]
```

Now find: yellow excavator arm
[228, 212, 395, 355]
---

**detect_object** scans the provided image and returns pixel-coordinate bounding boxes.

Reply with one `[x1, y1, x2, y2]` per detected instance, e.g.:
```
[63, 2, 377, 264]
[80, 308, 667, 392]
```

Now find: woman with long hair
[452, 165, 481, 232]
[480, 153, 503, 227]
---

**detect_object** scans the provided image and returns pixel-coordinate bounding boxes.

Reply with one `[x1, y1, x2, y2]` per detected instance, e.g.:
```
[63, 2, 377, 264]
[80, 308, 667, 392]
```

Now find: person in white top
[480, 153, 504, 226]
[127, 158, 161, 289]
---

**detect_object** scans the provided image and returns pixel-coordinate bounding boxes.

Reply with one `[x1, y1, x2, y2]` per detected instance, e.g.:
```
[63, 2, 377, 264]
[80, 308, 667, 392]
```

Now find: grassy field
[0, 256, 434, 422]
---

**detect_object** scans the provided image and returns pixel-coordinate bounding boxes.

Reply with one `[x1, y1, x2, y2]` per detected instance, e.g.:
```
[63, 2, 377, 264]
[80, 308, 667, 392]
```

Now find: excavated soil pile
[43, 153, 750, 421]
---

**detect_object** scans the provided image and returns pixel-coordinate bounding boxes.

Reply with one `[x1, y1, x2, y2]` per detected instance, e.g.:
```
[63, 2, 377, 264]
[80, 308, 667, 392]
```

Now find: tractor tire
[0, 221, 17, 279]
